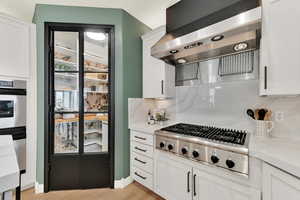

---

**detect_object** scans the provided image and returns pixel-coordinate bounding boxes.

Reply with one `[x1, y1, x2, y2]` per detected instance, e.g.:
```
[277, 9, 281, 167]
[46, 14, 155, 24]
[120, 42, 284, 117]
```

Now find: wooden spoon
[254, 109, 259, 120]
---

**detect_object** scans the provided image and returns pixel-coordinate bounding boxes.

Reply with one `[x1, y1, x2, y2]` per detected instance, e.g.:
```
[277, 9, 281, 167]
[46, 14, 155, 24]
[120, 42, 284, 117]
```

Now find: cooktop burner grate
[161, 123, 247, 145]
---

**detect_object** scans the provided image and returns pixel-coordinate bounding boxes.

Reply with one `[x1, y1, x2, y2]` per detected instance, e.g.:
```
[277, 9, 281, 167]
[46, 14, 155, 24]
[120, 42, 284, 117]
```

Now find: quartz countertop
[129, 121, 177, 134]
[249, 136, 300, 178]
[0, 135, 20, 193]
[130, 121, 300, 178]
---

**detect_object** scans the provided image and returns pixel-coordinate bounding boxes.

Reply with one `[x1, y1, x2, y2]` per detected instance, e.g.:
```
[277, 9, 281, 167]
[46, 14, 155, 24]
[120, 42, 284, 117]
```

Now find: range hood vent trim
[151, 7, 262, 65]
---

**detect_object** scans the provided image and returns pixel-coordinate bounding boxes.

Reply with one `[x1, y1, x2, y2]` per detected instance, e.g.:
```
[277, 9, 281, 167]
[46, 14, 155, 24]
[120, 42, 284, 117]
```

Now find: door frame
[44, 22, 115, 192]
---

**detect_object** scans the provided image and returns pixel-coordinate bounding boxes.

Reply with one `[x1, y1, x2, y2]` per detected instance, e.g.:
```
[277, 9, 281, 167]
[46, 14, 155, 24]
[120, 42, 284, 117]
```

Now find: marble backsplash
[128, 80, 300, 140]
[128, 98, 176, 127]
[176, 80, 300, 139]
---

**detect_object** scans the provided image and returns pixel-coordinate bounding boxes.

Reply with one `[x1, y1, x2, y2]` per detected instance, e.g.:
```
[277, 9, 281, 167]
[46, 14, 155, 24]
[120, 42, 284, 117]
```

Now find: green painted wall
[121, 11, 148, 177]
[33, 4, 151, 184]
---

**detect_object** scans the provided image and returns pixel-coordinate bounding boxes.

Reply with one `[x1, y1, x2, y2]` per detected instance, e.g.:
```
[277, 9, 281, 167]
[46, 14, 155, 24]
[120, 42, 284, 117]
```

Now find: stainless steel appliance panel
[0, 95, 26, 129]
[14, 138, 26, 171]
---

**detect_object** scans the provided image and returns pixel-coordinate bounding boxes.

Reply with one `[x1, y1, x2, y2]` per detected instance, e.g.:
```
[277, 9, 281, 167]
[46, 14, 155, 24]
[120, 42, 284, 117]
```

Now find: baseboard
[34, 178, 132, 192]
[114, 176, 133, 189]
[21, 182, 35, 191]
[34, 182, 44, 194]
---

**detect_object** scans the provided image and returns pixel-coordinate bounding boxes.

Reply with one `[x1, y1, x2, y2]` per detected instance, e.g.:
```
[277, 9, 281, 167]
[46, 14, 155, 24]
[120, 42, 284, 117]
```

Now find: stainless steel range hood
[151, 7, 262, 65]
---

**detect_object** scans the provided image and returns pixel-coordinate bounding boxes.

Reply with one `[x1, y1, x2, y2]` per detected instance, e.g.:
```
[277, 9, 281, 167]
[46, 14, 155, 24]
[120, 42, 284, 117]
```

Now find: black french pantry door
[44, 23, 115, 191]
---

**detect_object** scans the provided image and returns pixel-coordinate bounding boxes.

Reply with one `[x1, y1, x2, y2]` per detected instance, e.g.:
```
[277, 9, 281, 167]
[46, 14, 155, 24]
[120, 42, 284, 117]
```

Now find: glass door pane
[84, 73, 108, 112]
[54, 31, 79, 154]
[54, 32, 79, 71]
[83, 31, 109, 153]
[83, 114, 108, 153]
[54, 113, 79, 153]
[84, 32, 109, 72]
[55, 72, 79, 112]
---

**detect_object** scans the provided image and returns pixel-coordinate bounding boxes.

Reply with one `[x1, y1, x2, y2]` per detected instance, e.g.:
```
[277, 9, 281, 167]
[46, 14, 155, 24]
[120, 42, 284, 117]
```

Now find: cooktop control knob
[168, 144, 174, 151]
[192, 150, 199, 158]
[226, 159, 235, 169]
[181, 147, 188, 155]
[211, 155, 219, 164]
[159, 142, 165, 148]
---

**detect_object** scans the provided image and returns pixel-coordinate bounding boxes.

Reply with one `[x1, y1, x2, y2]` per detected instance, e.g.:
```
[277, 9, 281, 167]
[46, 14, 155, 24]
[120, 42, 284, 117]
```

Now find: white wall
[0, 1, 35, 23]
[0, 13, 37, 189]
[0, 0, 181, 28]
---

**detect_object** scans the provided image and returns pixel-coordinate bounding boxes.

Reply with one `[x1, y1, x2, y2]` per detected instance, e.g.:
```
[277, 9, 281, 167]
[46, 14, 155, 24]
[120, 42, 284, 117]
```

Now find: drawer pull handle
[134, 147, 147, 152]
[134, 157, 147, 164]
[135, 172, 147, 180]
[134, 136, 146, 140]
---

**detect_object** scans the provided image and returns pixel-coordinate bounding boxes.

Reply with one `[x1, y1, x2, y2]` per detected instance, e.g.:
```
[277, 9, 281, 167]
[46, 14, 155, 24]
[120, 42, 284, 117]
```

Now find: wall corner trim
[114, 176, 133, 189]
[34, 182, 44, 194]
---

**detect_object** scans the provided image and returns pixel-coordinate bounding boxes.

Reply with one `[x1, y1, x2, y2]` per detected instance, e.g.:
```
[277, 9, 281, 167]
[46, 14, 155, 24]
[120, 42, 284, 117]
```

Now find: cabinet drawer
[132, 152, 153, 174]
[132, 141, 153, 158]
[132, 167, 153, 190]
[131, 130, 154, 146]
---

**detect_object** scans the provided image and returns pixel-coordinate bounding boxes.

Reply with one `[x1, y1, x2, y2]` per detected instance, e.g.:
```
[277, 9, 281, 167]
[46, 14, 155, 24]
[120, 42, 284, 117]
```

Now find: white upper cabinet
[260, 0, 300, 95]
[142, 26, 175, 98]
[263, 163, 300, 200]
[0, 13, 35, 79]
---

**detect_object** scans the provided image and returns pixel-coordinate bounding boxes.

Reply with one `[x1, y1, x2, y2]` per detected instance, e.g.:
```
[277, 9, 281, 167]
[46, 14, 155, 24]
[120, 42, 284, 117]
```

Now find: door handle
[193, 174, 196, 196]
[187, 171, 191, 193]
[134, 147, 147, 152]
[264, 66, 267, 90]
[134, 157, 147, 164]
[134, 136, 146, 141]
[161, 80, 164, 95]
[135, 172, 146, 180]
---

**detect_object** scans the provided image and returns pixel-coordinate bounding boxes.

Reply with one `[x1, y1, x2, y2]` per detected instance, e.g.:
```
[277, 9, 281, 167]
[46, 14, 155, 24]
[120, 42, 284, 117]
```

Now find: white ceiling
[0, 0, 180, 28]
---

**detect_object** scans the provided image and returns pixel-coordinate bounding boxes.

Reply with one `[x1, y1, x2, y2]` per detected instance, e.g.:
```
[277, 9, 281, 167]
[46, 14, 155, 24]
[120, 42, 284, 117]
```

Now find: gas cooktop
[161, 123, 247, 145]
[156, 123, 250, 175]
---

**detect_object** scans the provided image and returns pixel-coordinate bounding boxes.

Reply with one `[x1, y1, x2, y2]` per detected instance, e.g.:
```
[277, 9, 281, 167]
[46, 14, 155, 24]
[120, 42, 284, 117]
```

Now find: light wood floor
[21, 182, 164, 200]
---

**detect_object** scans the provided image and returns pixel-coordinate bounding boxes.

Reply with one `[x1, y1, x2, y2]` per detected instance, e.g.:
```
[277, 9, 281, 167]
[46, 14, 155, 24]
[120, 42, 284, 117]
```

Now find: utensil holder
[255, 120, 274, 138]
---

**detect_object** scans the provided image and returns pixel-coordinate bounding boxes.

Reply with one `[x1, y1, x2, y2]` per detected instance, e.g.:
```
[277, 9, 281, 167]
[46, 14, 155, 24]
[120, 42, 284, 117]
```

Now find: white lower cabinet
[132, 167, 153, 190]
[263, 163, 300, 200]
[130, 130, 155, 190]
[154, 151, 261, 200]
[193, 168, 261, 200]
[132, 152, 153, 174]
[155, 154, 192, 200]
